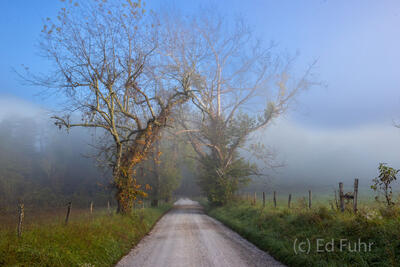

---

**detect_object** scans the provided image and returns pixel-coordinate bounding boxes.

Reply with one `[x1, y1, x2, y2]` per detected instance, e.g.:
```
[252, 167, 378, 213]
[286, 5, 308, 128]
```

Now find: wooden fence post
[273, 191, 277, 208]
[288, 194, 292, 208]
[65, 202, 71, 224]
[308, 190, 312, 209]
[353, 178, 359, 213]
[253, 192, 257, 205]
[339, 183, 344, 212]
[17, 202, 24, 237]
[262, 192, 266, 208]
[90, 201, 93, 214]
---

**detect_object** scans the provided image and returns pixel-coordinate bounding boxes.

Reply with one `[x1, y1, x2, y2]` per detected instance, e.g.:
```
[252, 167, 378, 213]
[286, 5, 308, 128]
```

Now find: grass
[0, 205, 171, 266]
[204, 198, 400, 267]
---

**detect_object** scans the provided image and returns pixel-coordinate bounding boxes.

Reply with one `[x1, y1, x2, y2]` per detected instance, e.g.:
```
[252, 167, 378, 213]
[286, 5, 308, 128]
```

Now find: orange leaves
[114, 167, 153, 213]
[136, 139, 146, 145]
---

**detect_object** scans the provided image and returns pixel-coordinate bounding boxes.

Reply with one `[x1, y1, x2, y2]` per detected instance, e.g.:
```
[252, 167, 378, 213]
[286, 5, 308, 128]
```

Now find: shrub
[371, 163, 399, 206]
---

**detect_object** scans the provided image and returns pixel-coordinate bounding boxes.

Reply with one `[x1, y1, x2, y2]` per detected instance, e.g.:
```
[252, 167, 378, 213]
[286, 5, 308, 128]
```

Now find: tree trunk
[151, 199, 159, 207]
[116, 187, 129, 214]
[151, 139, 161, 208]
[114, 170, 136, 214]
[114, 117, 167, 214]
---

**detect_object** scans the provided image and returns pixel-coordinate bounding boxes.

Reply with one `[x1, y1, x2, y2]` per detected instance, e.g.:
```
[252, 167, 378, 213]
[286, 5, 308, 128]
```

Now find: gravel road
[116, 198, 285, 267]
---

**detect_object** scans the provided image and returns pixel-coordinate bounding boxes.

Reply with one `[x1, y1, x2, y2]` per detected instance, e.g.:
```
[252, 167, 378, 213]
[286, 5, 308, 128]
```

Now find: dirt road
[116, 198, 284, 267]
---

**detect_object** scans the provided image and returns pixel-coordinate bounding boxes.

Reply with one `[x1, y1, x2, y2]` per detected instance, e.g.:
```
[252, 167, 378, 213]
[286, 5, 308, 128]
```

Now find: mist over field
[2, 94, 399, 197]
[0, 95, 111, 209]
[258, 117, 400, 192]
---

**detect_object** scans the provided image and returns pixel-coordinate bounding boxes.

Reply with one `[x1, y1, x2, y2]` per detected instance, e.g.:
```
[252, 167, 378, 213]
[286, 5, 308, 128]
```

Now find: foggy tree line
[0, 114, 200, 211]
[0, 116, 108, 210]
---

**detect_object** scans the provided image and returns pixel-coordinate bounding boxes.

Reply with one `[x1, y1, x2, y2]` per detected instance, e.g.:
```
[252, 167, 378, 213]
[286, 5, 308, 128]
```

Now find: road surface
[116, 198, 284, 267]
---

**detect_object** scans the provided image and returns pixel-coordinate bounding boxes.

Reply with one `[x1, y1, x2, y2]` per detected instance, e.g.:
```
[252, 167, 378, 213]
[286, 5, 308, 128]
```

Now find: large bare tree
[164, 11, 318, 204]
[22, 0, 195, 213]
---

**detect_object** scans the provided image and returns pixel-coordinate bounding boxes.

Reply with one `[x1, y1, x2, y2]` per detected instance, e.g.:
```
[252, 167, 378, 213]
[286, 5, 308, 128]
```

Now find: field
[0, 204, 171, 266]
[204, 196, 400, 267]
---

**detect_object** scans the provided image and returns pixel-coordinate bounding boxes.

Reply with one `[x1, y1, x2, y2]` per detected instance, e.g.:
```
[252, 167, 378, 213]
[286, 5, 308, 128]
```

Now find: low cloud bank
[2, 94, 399, 194]
[0, 95, 46, 120]
[256, 117, 400, 192]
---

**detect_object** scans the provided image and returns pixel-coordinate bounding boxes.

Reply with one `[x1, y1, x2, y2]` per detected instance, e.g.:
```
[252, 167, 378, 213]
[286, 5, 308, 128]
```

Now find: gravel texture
[116, 198, 285, 267]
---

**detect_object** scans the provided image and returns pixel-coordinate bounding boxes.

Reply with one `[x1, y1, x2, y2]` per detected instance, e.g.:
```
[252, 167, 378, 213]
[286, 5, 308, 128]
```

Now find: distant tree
[21, 1, 195, 213]
[138, 128, 196, 206]
[142, 137, 179, 206]
[164, 11, 317, 205]
[371, 163, 399, 206]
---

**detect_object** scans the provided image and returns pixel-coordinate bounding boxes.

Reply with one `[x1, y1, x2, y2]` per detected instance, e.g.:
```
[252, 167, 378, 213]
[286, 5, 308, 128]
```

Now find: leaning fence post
[353, 178, 359, 213]
[339, 182, 344, 212]
[90, 201, 93, 214]
[273, 191, 277, 208]
[308, 190, 312, 209]
[17, 202, 24, 237]
[65, 202, 72, 224]
[288, 194, 292, 208]
[262, 192, 266, 208]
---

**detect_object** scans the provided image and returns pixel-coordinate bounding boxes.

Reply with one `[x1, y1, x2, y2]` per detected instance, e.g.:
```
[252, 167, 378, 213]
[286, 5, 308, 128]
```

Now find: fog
[3, 94, 399, 200]
[0, 95, 44, 120]
[249, 117, 400, 194]
[0, 95, 112, 209]
[0, 95, 201, 207]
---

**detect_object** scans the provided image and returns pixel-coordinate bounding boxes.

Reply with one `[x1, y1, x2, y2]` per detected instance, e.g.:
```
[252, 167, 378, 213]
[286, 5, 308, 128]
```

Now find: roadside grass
[0, 205, 171, 267]
[205, 199, 400, 267]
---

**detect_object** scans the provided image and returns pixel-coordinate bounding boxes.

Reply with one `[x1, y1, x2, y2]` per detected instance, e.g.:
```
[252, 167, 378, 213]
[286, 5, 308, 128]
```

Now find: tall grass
[0, 205, 171, 266]
[205, 199, 400, 267]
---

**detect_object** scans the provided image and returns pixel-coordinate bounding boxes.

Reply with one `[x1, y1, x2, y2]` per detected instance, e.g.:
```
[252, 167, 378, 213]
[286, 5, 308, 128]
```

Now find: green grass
[205, 200, 400, 267]
[0, 205, 171, 266]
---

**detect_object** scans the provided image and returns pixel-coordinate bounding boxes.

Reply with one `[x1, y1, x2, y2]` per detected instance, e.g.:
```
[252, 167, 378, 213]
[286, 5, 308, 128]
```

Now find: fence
[11, 197, 158, 237]
[242, 178, 360, 213]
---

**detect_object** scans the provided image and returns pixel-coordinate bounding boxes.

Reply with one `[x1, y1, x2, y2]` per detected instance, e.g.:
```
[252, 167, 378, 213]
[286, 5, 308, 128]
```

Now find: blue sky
[1, 0, 400, 188]
[1, 0, 399, 129]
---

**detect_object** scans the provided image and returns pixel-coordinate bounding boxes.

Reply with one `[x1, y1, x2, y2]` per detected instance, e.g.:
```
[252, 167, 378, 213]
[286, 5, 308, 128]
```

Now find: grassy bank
[205, 200, 400, 267]
[0, 205, 171, 266]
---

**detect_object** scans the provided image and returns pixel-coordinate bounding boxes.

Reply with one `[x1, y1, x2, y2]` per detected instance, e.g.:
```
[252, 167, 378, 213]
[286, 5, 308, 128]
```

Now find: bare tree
[164, 10, 318, 204]
[22, 0, 194, 213]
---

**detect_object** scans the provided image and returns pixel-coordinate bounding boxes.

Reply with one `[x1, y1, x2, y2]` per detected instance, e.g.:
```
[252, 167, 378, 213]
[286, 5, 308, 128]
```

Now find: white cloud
[0, 94, 45, 120]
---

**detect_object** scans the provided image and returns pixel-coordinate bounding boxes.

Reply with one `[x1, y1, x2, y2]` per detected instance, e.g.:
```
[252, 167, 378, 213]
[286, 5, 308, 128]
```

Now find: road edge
[112, 204, 173, 267]
[200, 201, 290, 267]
